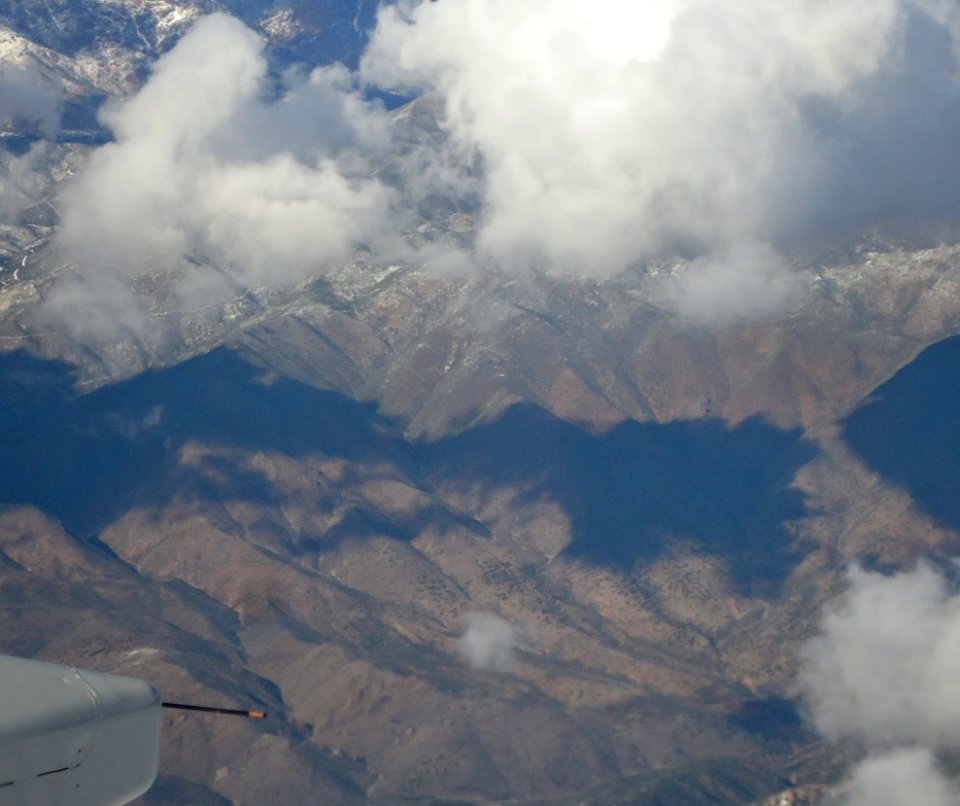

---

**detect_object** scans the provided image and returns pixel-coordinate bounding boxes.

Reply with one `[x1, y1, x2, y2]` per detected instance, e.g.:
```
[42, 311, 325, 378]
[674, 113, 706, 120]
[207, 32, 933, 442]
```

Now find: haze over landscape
[2, 1, 960, 803]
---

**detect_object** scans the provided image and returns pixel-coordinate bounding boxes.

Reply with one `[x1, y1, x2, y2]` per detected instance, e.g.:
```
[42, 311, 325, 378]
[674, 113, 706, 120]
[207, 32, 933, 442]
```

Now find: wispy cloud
[834, 748, 959, 806]
[665, 241, 800, 322]
[0, 61, 60, 137]
[0, 62, 61, 222]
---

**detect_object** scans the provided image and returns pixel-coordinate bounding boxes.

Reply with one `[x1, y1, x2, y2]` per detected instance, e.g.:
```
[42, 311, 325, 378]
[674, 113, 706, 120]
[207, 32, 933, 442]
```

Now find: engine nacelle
[0, 655, 160, 806]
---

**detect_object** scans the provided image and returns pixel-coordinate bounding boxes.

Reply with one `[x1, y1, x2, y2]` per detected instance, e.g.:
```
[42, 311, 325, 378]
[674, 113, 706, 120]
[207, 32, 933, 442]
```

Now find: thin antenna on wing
[162, 701, 267, 719]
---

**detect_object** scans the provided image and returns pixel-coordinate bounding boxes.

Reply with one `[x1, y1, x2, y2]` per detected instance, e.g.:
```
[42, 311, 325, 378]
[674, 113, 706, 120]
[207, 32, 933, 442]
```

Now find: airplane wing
[0, 654, 160, 806]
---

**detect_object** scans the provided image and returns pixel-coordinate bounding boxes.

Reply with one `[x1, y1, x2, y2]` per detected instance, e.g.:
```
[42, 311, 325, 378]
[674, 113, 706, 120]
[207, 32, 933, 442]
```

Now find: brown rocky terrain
[2, 2, 960, 804]
[2, 240, 959, 803]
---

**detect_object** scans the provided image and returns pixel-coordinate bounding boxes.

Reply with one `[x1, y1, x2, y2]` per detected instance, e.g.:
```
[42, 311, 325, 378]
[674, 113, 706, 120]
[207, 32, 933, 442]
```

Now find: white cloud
[837, 748, 960, 806]
[666, 241, 800, 322]
[0, 142, 49, 223]
[48, 13, 392, 336]
[798, 562, 960, 803]
[362, 0, 960, 313]
[457, 611, 517, 670]
[0, 62, 60, 136]
[0, 62, 61, 222]
[45, 1, 960, 333]
[799, 562, 960, 748]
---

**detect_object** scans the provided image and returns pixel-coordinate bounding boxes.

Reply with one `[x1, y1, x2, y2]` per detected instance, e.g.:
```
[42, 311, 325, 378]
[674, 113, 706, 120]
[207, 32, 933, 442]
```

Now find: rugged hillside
[1, 2, 960, 805]
[2, 259, 959, 804]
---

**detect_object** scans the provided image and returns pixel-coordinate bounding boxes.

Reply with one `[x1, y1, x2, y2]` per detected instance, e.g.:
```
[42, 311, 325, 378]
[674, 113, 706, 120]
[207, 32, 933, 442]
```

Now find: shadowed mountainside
[843, 334, 960, 533]
[0, 347, 412, 538]
[0, 347, 816, 593]
[0, 344, 828, 803]
[3, 1, 960, 802]
[424, 406, 816, 595]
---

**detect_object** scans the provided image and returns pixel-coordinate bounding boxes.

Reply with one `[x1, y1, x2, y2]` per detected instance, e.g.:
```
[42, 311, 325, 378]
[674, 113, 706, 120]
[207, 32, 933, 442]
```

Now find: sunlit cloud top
[40, 0, 960, 336]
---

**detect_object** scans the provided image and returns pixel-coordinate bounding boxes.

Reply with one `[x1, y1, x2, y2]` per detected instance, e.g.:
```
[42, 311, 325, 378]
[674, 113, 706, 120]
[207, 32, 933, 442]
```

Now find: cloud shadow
[0, 348, 816, 594]
[0, 347, 412, 538]
[424, 405, 816, 596]
[843, 334, 960, 533]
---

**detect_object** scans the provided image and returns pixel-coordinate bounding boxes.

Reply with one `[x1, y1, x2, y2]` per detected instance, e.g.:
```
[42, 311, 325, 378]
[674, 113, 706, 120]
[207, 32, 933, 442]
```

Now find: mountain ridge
[2, 2, 960, 804]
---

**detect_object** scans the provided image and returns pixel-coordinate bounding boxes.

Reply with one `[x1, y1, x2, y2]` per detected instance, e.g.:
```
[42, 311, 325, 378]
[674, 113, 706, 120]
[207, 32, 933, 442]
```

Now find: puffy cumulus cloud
[798, 562, 960, 804]
[363, 0, 960, 313]
[49, 13, 392, 335]
[834, 748, 960, 806]
[799, 562, 960, 747]
[47, 1, 960, 331]
[457, 611, 517, 670]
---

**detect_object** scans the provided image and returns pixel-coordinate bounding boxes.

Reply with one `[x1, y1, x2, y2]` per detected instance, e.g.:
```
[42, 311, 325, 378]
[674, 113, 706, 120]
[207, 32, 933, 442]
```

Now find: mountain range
[1, 2, 960, 804]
